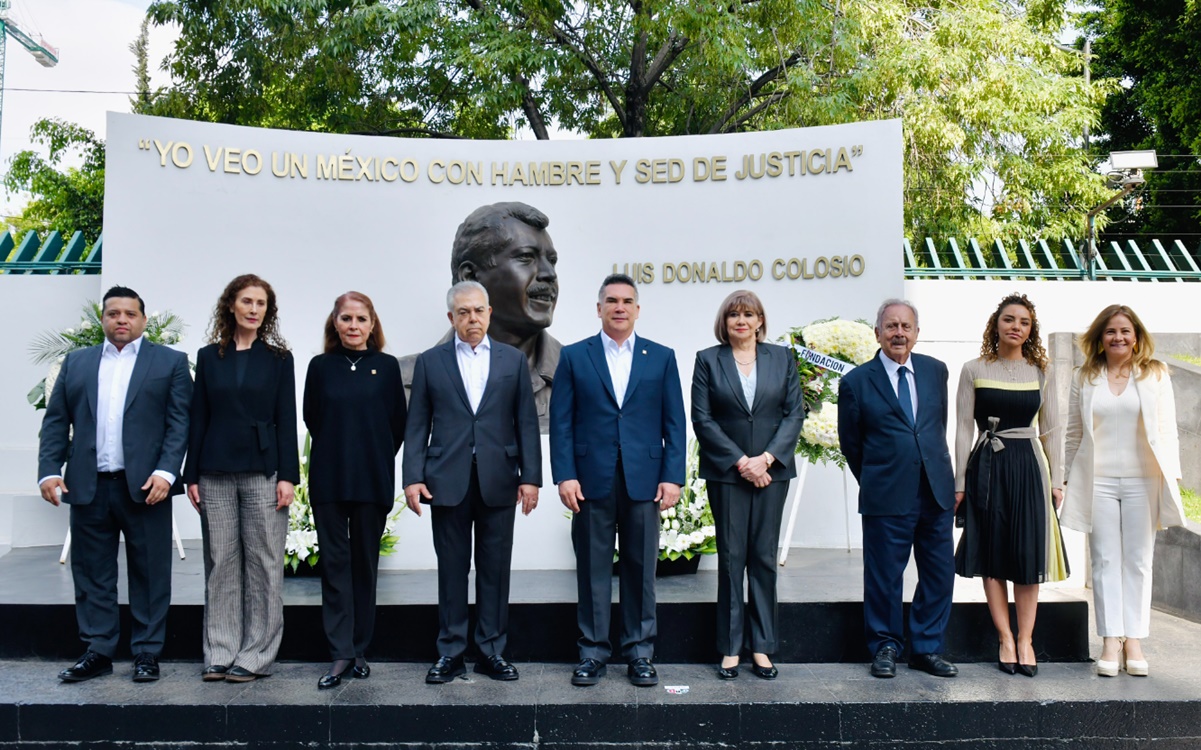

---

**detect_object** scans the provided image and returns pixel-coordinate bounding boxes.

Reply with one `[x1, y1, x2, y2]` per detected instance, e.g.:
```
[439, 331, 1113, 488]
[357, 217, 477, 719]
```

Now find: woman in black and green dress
[953, 293, 1067, 677]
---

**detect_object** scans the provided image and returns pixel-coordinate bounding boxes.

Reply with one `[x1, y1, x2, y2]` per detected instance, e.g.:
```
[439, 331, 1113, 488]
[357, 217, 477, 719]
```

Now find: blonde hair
[714, 290, 767, 344]
[1077, 304, 1165, 383]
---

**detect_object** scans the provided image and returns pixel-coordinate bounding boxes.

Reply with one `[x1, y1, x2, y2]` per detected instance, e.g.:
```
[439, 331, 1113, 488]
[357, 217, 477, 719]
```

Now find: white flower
[80, 321, 91, 330]
[150, 311, 160, 319]
[65, 328, 75, 335]
[802, 405, 841, 450]
[802, 319, 876, 365]
[670, 519, 680, 531]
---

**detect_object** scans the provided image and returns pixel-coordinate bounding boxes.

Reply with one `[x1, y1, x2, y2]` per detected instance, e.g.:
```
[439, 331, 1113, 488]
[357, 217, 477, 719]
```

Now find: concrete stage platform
[0, 609, 1198, 749]
[0, 543, 1090, 664]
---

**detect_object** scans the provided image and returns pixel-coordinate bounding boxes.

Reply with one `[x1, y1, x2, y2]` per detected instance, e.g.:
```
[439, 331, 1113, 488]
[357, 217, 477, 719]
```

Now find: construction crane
[0, 0, 59, 153]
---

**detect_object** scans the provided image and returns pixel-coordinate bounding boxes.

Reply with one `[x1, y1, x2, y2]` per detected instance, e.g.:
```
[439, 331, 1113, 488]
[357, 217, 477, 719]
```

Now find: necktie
[897, 366, 915, 425]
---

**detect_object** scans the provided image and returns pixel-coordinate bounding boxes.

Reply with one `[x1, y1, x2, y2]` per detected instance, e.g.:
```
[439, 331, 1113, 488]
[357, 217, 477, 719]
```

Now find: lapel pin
[641, 349, 647, 355]
[371, 369, 377, 375]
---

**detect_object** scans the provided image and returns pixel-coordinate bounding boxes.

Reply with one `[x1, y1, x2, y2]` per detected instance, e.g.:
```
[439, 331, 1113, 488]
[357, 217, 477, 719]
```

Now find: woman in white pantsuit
[1061, 304, 1185, 677]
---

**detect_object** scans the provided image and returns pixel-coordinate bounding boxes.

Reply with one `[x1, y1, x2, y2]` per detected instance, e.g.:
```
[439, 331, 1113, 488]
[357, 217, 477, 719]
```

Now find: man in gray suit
[403, 281, 542, 683]
[38, 286, 192, 682]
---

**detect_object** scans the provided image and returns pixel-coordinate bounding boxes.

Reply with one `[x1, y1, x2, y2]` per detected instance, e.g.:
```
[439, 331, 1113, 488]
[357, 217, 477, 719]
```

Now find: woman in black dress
[303, 291, 406, 689]
[185, 274, 298, 683]
[953, 293, 1066, 677]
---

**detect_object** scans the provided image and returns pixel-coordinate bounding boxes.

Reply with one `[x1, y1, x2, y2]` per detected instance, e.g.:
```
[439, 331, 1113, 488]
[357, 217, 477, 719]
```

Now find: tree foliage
[137, 0, 1111, 243]
[1086, 0, 1201, 240]
[2, 119, 105, 245]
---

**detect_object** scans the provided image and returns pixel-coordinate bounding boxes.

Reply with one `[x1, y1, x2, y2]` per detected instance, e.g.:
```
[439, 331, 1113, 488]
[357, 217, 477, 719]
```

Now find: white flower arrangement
[783, 316, 876, 467]
[658, 440, 717, 561]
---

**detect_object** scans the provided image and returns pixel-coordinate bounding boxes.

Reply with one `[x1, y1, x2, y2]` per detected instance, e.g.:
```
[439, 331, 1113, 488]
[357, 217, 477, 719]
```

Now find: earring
[1133, 343, 1139, 354]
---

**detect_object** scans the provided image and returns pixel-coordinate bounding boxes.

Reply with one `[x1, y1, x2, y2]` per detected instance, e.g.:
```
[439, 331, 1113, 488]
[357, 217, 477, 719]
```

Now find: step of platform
[0, 545, 1091, 664]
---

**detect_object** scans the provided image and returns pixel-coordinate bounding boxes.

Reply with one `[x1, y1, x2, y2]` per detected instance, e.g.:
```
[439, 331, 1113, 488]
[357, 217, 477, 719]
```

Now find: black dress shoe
[571, 658, 606, 686]
[425, 655, 466, 684]
[870, 645, 898, 678]
[909, 653, 959, 677]
[717, 664, 739, 680]
[225, 666, 259, 683]
[997, 661, 1017, 675]
[751, 662, 779, 680]
[59, 651, 113, 683]
[202, 665, 229, 682]
[474, 654, 519, 681]
[1016, 662, 1038, 678]
[132, 653, 160, 682]
[319, 660, 354, 690]
[353, 658, 370, 679]
[627, 657, 658, 687]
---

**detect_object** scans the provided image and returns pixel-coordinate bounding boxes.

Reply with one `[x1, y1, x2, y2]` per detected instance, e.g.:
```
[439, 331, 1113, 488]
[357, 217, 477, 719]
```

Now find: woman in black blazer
[691, 290, 804, 680]
[303, 291, 406, 689]
[184, 274, 299, 683]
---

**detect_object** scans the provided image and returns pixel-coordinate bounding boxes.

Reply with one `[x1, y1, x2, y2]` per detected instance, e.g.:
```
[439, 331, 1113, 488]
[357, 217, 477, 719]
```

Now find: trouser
[313, 501, 389, 660]
[430, 463, 517, 658]
[709, 480, 788, 656]
[861, 473, 954, 657]
[199, 472, 288, 674]
[572, 458, 659, 662]
[70, 472, 173, 657]
[1089, 476, 1156, 639]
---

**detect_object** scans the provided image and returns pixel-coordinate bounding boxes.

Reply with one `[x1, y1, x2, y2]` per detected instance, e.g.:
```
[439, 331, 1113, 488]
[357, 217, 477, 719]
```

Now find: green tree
[142, 0, 1113, 243]
[2, 118, 105, 245]
[1086, 0, 1201, 241]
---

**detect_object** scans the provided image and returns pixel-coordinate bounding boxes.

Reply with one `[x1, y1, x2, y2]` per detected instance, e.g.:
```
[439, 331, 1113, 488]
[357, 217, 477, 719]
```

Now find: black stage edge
[0, 545, 1090, 663]
[1, 660, 1200, 750]
[0, 598, 1090, 664]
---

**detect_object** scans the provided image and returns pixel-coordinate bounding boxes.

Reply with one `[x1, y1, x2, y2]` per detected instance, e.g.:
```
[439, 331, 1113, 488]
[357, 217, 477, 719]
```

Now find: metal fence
[3, 231, 1199, 280]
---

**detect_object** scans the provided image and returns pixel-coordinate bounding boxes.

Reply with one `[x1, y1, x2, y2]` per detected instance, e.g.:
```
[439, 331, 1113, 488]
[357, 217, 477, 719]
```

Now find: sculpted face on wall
[401, 202, 562, 432]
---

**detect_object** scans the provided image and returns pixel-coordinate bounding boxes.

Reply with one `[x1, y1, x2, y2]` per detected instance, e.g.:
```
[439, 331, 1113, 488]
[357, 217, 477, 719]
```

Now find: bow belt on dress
[968, 416, 1040, 513]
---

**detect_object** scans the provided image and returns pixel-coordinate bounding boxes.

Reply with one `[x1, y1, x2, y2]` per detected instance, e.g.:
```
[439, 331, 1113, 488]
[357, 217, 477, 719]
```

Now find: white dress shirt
[455, 334, 491, 414]
[602, 331, 636, 406]
[97, 336, 142, 472]
[877, 349, 919, 418]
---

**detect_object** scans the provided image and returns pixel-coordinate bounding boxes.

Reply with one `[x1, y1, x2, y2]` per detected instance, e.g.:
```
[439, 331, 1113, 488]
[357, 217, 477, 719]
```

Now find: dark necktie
[897, 366, 915, 425]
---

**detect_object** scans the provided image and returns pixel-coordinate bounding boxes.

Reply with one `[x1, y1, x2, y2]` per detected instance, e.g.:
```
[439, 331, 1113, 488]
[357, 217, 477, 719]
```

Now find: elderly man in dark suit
[403, 280, 542, 683]
[837, 299, 958, 679]
[550, 273, 687, 687]
[38, 286, 192, 683]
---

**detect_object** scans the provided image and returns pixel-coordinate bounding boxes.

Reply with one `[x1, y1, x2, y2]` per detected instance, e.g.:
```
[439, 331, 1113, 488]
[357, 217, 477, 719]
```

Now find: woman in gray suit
[691, 290, 804, 679]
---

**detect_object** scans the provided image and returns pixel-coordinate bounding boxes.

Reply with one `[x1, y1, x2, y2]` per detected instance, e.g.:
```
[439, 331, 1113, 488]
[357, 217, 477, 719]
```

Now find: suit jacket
[38, 340, 192, 504]
[402, 339, 542, 507]
[183, 340, 300, 485]
[691, 343, 805, 483]
[1061, 366, 1185, 533]
[549, 333, 686, 501]
[837, 351, 955, 515]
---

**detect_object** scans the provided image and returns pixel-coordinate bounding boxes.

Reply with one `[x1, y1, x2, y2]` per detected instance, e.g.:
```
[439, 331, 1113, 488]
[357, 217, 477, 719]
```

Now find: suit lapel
[865, 356, 911, 427]
[585, 335, 618, 405]
[1134, 372, 1155, 437]
[124, 341, 153, 413]
[625, 336, 647, 403]
[82, 345, 101, 420]
[438, 342, 472, 412]
[718, 346, 751, 414]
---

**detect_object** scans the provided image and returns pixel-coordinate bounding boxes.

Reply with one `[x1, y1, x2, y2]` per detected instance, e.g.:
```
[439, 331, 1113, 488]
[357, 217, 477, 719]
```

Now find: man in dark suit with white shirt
[837, 299, 958, 679]
[550, 273, 687, 687]
[403, 281, 542, 683]
[38, 286, 192, 683]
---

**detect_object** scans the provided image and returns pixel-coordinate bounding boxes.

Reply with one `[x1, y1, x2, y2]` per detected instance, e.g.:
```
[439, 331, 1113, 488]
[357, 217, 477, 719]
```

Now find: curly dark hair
[206, 274, 289, 357]
[979, 293, 1047, 371]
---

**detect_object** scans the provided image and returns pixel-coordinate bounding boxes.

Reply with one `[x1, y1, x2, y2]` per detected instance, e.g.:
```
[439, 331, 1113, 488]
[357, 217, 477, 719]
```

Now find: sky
[1, 0, 173, 218]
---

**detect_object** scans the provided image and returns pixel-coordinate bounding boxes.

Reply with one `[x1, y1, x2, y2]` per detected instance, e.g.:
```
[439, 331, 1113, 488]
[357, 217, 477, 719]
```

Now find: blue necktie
[897, 366, 915, 425]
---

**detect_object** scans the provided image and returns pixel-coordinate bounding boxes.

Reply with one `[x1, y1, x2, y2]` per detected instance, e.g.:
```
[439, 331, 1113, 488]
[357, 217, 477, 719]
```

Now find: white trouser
[1089, 476, 1156, 639]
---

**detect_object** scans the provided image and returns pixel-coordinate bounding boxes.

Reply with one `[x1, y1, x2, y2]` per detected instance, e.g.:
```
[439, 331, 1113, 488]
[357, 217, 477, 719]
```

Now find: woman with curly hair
[1062, 305, 1184, 677]
[184, 274, 299, 683]
[953, 293, 1067, 677]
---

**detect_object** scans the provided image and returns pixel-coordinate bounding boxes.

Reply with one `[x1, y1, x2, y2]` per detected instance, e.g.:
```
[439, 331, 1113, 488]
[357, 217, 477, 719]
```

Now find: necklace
[733, 354, 756, 366]
[345, 355, 364, 372]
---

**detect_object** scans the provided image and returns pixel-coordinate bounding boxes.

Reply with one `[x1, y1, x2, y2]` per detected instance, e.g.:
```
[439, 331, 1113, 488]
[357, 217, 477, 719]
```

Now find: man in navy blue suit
[38, 286, 192, 683]
[550, 273, 686, 687]
[837, 299, 958, 679]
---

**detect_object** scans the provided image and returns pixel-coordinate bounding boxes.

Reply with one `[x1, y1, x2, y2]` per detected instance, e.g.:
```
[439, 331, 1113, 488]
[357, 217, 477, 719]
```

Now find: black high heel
[997, 660, 1017, 675]
[318, 659, 354, 690]
[1016, 663, 1038, 677]
[353, 657, 370, 679]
